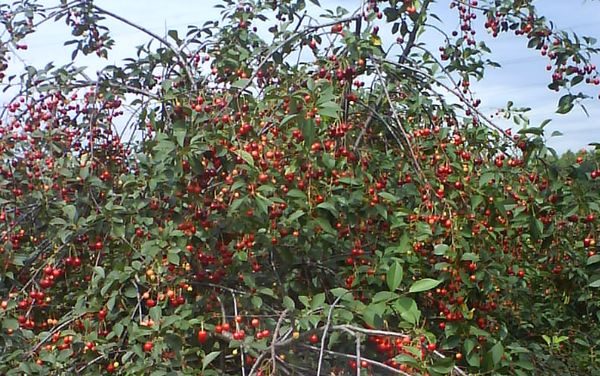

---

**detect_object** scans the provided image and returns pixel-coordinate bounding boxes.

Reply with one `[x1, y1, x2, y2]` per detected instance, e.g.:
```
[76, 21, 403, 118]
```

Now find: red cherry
[143, 341, 153, 352]
[251, 318, 260, 328]
[309, 334, 319, 344]
[197, 330, 208, 344]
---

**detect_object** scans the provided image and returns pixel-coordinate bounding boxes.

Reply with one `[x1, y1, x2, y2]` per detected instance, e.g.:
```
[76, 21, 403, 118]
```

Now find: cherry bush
[0, 0, 599, 375]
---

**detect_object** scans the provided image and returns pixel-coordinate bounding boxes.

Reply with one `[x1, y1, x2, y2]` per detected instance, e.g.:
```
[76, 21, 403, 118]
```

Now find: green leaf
[251, 296, 262, 309]
[514, 360, 534, 370]
[255, 194, 272, 216]
[330, 288, 349, 299]
[395, 297, 420, 325]
[173, 120, 187, 147]
[393, 354, 418, 366]
[287, 189, 307, 200]
[232, 79, 251, 89]
[167, 251, 180, 265]
[299, 296, 310, 308]
[311, 293, 325, 310]
[2, 318, 19, 330]
[374, 204, 388, 220]
[433, 244, 449, 256]
[283, 296, 295, 310]
[318, 101, 340, 118]
[587, 255, 600, 265]
[386, 262, 403, 291]
[316, 202, 338, 216]
[429, 357, 454, 374]
[461, 253, 479, 262]
[93, 266, 105, 279]
[372, 291, 398, 303]
[168, 29, 181, 44]
[378, 192, 398, 203]
[479, 172, 495, 187]
[63, 205, 76, 222]
[321, 153, 335, 169]
[490, 342, 504, 365]
[313, 217, 335, 234]
[557, 94, 574, 114]
[237, 150, 254, 167]
[362, 303, 385, 328]
[589, 279, 600, 288]
[409, 279, 442, 293]
[202, 351, 221, 371]
[287, 209, 305, 223]
[337, 177, 361, 186]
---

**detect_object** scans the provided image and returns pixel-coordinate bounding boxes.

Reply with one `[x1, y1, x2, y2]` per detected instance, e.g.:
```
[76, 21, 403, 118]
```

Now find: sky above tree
[4, 0, 600, 152]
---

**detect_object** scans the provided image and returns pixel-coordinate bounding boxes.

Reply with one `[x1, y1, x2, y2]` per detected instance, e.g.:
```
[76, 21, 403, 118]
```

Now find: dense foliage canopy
[0, 0, 599, 375]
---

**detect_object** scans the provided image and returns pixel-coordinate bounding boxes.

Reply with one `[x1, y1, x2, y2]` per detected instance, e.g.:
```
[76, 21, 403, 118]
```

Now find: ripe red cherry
[309, 334, 319, 344]
[197, 330, 208, 344]
[143, 341, 153, 352]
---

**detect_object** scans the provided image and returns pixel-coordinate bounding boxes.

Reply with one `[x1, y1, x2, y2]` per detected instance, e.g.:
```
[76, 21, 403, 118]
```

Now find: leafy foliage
[0, 0, 599, 375]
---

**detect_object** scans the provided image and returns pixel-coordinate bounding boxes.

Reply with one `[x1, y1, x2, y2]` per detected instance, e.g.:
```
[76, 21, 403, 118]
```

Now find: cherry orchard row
[0, 0, 599, 375]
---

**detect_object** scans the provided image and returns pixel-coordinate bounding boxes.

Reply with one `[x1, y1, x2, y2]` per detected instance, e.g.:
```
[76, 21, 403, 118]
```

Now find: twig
[91, 4, 194, 86]
[230, 291, 246, 376]
[222, 14, 362, 112]
[75, 354, 105, 373]
[274, 357, 294, 375]
[271, 309, 289, 375]
[132, 279, 143, 322]
[371, 58, 425, 178]
[191, 281, 248, 296]
[214, 295, 229, 371]
[302, 344, 411, 376]
[332, 325, 410, 339]
[399, 0, 433, 63]
[355, 333, 361, 376]
[434, 350, 469, 376]
[248, 352, 268, 376]
[316, 294, 345, 375]
[28, 312, 85, 356]
[385, 58, 514, 141]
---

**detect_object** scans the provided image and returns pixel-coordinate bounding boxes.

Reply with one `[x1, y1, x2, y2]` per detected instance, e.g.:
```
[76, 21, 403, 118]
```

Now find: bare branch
[91, 4, 194, 86]
[302, 344, 411, 376]
[316, 294, 346, 375]
[371, 57, 425, 178]
[271, 308, 289, 375]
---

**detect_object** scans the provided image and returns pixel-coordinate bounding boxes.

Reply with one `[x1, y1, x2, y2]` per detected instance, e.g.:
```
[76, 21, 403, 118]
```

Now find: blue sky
[4, 0, 600, 153]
